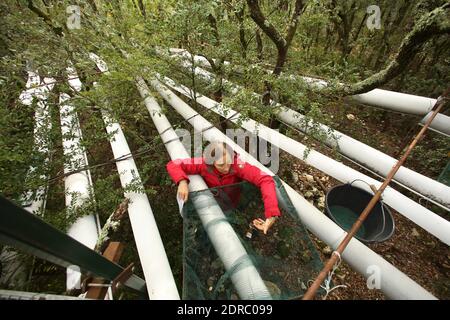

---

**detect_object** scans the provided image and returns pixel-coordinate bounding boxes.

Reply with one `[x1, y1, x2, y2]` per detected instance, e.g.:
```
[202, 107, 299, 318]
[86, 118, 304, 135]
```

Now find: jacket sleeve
[166, 158, 204, 185]
[236, 162, 281, 219]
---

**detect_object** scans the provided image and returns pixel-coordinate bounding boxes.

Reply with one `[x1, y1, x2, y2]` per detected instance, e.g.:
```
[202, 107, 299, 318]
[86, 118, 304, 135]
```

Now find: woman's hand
[177, 180, 189, 202]
[252, 217, 277, 235]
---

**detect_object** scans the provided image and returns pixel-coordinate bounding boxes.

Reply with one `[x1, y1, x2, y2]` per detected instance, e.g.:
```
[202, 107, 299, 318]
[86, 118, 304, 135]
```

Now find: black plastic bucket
[325, 181, 395, 243]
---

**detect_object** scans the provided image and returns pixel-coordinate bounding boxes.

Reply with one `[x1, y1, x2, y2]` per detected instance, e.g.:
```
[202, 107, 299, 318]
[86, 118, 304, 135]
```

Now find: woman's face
[214, 153, 232, 174]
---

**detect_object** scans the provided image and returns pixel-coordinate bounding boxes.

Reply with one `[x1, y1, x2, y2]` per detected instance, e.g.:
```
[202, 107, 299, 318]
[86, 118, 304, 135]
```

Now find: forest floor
[280, 151, 450, 300]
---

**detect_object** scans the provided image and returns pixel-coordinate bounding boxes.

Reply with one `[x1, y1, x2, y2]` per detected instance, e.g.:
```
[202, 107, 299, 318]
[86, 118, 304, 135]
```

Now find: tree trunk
[235, 6, 247, 59]
[268, 47, 287, 129]
[273, 47, 287, 76]
[255, 29, 263, 61]
[247, 0, 304, 131]
[95, 199, 129, 254]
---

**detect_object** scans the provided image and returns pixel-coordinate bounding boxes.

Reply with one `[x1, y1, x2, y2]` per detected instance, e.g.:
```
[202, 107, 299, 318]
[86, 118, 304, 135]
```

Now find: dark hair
[204, 141, 235, 164]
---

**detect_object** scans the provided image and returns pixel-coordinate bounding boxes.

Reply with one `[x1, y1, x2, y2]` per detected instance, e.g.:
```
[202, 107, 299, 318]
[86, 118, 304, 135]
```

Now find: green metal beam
[0, 195, 146, 294]
[0, 289, 92, 300]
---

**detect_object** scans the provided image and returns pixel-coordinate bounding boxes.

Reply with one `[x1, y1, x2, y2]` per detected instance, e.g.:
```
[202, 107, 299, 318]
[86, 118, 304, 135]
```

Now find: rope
[308, 251, 347, 300]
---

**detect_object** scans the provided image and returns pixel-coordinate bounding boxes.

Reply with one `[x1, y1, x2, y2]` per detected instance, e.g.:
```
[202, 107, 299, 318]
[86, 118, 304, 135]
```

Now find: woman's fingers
[263, 222, 268, 234]
[251, 217, 278, 235]
[264, 218, 276, 234]
[252, 219, 264, 231]
[252, 218, 269, 233]
[253, 218, 264, 225]
[264, 220, 272, 234]
[178, 183, 189, 202]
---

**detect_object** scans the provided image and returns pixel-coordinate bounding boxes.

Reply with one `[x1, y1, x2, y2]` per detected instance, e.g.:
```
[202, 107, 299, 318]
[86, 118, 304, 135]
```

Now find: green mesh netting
[328, 205, 367, 239]
[182, 176, 324, 300]
[437, 160, 450, 187]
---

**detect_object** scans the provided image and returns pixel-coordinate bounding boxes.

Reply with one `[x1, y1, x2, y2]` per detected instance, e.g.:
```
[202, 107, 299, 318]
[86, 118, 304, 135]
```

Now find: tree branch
[137, 0, 147, 18]
[87, 0, 98, 13]
[342, 3, 450, 95]
[246, 0, 286, 51]
[255, 28, 263, 61]
[207, 13, 220, 46]
[235, 5, 248, 59]
[243, 6, 280, 48]
[26, 0, 63, 36]
[285, 0, 304, 48]
[95, 198, 129, 254]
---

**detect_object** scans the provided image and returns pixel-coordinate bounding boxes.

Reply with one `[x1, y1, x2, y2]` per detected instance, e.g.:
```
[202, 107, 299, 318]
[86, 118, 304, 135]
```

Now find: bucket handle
[349, 179, 379, 196]
[348, 179, 387, 242]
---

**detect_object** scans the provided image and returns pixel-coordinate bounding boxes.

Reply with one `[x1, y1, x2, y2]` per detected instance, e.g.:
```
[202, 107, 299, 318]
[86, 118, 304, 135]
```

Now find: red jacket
[166, 157, 281, 219]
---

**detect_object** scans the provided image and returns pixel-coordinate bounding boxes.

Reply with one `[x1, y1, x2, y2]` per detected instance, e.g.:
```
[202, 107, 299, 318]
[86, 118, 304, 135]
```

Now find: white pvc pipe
[170, 49, 450, 136]
[275, 109, 450, 209]
[168, 60, 450, 208]
[168, 48, 231, 67]
[352, 89, 436, 116]
[18, 71, 41, 106]
[420, 112, 450, 137]
[136, 77, 271, 300]
[297, 75, 439, 117]
[61, 69, 101, 290]
[149, 77, 436, 299]
[1, 72, 54, 290]
[161, 76, 450, 246]
[101, 112, 180, 299]
[90, 54, 180, 300]
[19, 72, 54, 214]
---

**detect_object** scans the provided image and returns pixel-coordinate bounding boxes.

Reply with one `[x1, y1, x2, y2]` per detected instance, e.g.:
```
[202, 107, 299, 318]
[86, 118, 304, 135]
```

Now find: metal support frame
[0, 195, 146, 294]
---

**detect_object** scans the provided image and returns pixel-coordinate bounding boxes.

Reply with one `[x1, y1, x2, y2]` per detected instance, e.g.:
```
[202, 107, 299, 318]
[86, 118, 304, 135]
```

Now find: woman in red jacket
[166, 142, 281, 234]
